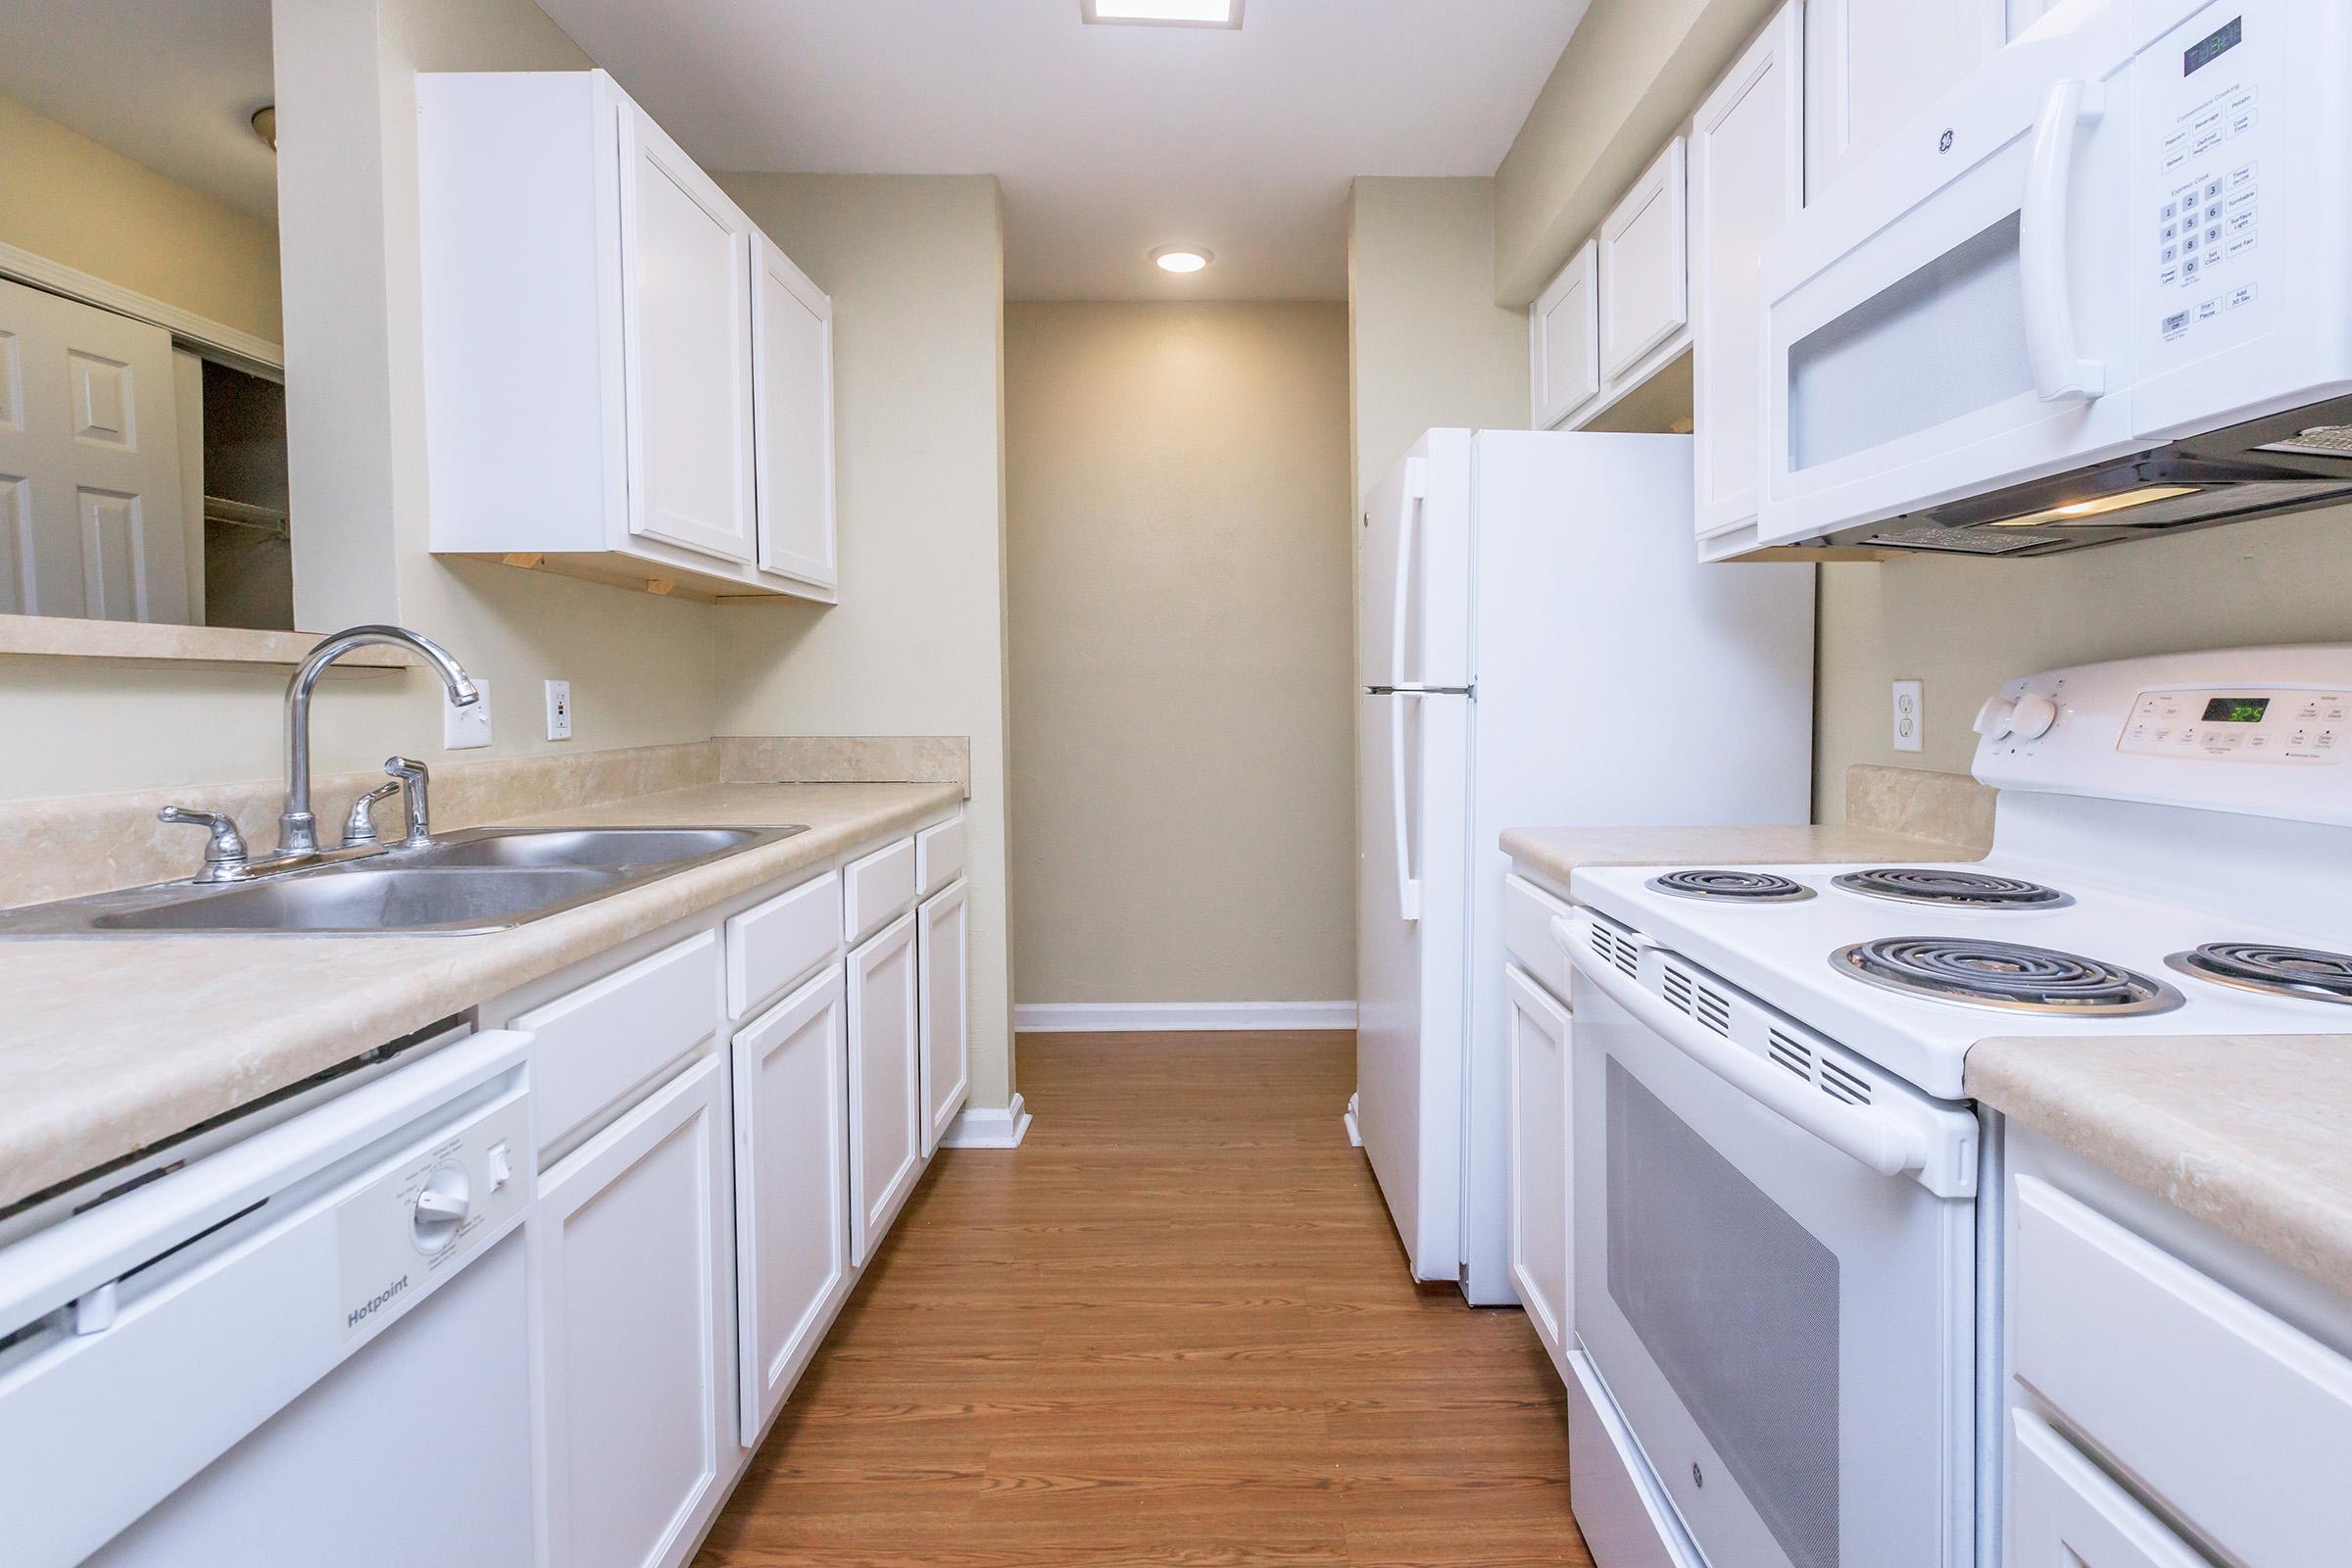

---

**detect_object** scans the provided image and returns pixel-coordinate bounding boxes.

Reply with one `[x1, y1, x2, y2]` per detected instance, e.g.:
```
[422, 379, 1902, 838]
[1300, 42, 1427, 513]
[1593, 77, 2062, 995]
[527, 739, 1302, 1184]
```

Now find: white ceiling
[537, 0, 1591, 301]
[0, 0, 279, 223]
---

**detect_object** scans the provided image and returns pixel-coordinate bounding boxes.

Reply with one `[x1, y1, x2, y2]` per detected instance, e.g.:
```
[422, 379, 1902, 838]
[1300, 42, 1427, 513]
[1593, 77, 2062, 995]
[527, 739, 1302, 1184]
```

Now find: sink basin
[390, 826, 779, 870]
[91, 866, 629, 935]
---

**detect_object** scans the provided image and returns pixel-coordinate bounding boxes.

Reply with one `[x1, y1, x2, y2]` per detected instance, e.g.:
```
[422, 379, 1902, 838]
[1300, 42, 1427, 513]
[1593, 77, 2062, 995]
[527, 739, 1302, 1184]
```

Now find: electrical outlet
[544, 679, 572, 741]
[1891, 679, 1924, 754]
[445, 676, 492, 750]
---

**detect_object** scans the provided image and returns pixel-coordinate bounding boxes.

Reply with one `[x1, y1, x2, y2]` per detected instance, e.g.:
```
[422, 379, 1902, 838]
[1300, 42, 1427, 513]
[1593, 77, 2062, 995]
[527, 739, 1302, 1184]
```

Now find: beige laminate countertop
[0, 781, 962, 1210]
[1498, 823, 1984, 889]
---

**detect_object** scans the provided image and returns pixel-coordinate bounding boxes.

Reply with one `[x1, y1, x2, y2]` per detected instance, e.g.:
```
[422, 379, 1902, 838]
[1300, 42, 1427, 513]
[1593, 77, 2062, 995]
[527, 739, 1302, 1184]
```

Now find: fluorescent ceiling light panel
[1152, 246, 1212, 272]
[1082, 0, 1244, 28]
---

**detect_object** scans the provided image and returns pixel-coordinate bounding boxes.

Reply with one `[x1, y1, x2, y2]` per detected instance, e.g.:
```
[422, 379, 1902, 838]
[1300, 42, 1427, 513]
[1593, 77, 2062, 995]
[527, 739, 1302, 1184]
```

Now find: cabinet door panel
[1805, 0, 2004, 199]
[618, 103, 756, 565]
[1597, 138, 1690, 382]
[919, 879, 970, 1156]
[733, 967, 850, 1446]
[538, 1053, 730, 1568]
[2008, 1411, 2208, 1568]
[1690, 2, 1804, 538]
[752, 235, 836, 589]
[1505, 965, 1571, 1376]
[1530, 240, 1599, 430]
[848, 910, 923, 1264]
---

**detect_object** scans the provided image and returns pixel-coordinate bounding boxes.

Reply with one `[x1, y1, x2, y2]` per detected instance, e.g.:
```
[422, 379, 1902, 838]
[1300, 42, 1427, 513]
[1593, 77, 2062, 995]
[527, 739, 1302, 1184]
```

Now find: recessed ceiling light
[1082, 0, 1244, 29]
[1152, 246, 1213, 273]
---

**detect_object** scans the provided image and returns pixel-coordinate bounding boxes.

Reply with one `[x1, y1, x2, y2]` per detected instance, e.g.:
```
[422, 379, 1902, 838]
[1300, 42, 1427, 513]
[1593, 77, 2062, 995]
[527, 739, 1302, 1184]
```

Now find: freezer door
[1354, 687, 1470, 1283]
[1358, 431, 1473, 691]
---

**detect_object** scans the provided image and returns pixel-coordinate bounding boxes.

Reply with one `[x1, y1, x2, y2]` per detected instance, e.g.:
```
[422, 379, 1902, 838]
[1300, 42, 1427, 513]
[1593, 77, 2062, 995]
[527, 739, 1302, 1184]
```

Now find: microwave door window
[1606, 1058, 1842, 1568]
[1788, 212, 2034, 473]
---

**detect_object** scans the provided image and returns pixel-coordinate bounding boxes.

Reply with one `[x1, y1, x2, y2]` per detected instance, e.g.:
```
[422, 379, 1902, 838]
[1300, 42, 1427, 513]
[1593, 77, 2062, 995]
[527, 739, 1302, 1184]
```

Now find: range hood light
[1985, 485, 2201, 528]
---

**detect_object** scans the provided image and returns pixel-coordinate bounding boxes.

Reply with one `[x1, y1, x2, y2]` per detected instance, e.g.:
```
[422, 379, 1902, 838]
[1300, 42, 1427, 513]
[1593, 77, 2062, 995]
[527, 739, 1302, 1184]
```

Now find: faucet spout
[279, 624, 478, 856]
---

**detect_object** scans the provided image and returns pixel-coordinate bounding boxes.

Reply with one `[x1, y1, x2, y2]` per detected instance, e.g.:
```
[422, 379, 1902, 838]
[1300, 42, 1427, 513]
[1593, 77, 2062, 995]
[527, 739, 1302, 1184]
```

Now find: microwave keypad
[2156, 76, 2260, 344]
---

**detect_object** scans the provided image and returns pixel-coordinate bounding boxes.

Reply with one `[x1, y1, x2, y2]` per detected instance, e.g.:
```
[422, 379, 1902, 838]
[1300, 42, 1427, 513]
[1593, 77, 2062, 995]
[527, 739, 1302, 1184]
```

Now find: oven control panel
[2117, 686, 2342, 762]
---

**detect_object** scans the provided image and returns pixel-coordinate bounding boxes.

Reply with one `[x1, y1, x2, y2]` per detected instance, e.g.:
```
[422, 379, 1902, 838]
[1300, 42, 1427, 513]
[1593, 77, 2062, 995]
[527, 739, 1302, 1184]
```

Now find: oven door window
[1607, 1058, 1841, 1568]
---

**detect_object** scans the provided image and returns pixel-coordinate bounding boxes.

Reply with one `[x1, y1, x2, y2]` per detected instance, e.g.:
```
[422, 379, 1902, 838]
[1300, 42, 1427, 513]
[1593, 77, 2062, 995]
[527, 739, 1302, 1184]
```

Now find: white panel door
[538, 1054, 731, 1568]
[617, 101, 758, 565]
[1690, 2, 1805, 539]
[848, 910, 923, 1265]
[1597, 139, 1690, 382]
[0, 277, 187, 620]
[2009, 1410, 2210, 1568]
[1530, 240, 1599, 430]
[918, 877, 970, 1156]
[732, 966, 850, 1446]
[1505, 965, 1571, 1376]
[1805, 0, 2005, 199]
[751, 233, 837, 590]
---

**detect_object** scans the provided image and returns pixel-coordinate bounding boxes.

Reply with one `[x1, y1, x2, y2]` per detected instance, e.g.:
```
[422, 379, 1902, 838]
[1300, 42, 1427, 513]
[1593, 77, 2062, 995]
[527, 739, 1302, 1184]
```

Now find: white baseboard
[1013, 1001, 1357, 1033]
[939, 1093, 1032, 1150]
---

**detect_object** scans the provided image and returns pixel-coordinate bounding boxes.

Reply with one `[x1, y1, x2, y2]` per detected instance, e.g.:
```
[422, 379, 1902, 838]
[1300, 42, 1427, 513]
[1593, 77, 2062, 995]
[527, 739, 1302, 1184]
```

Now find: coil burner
[1831, 868, 2074, 909]
[1645, 869, 1816, 904]
[2165, 943, 2352, 1005]
[1831, 936, 2182, 1015]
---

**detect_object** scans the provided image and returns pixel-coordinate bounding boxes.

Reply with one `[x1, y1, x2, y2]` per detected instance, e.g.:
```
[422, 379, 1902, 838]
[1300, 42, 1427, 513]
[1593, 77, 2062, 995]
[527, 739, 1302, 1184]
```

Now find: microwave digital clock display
[2200, 696, 2270, 723]
[2185, 16, 2242, 75]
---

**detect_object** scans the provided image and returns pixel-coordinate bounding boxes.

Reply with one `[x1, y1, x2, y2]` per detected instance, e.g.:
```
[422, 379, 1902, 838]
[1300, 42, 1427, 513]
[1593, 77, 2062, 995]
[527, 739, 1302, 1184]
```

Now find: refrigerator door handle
[1389, 688, 1428, 922]
[1386, 456, 1428, 689]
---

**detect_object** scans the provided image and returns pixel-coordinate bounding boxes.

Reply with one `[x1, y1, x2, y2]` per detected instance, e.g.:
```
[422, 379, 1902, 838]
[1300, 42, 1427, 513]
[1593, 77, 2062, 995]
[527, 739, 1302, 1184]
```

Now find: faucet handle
[340, 780, 402, 849]
[159, 807, 252, 883]
[384, 756, 434, 847]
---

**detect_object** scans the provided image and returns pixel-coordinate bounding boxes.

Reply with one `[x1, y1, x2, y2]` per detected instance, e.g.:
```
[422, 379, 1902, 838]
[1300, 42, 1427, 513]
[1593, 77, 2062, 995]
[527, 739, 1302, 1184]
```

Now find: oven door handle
[1557, 913, 1934, 1186]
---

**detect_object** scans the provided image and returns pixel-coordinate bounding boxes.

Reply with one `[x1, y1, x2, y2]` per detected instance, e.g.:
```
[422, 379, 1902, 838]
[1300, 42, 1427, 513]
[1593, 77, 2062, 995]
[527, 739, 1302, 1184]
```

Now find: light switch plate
[1891, 679, 1924, 753]
[544, 679, 572, 741]
[445, 676, 492, 750]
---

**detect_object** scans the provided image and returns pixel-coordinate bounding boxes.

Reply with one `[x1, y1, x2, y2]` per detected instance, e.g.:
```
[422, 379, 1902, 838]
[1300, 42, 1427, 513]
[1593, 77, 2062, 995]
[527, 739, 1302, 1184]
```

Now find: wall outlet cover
[544, 678, 572, 742]
[1891, 679, 1924, 754]
[445, 676, 493, 750]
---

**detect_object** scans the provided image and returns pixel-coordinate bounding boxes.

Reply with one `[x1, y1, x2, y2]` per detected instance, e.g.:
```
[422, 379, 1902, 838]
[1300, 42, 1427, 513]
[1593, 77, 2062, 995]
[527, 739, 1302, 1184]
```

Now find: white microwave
[1756, 0, 2352, 556]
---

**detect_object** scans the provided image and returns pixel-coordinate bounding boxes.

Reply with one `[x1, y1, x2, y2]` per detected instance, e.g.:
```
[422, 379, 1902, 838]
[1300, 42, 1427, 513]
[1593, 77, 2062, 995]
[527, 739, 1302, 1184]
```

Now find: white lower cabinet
[730, 966, 850, 1446]
[848, 908, 923, 1265]
[2009, 1409, 2207, 1568]
[918, 878, 970, 1156]
[537, 1053, 731, 1568]
[1504, 964, 1571, 1374]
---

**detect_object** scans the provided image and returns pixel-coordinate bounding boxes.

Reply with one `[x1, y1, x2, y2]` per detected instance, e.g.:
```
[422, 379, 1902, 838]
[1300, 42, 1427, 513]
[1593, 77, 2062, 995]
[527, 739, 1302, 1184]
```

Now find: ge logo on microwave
[1938, 128, 1955, 153]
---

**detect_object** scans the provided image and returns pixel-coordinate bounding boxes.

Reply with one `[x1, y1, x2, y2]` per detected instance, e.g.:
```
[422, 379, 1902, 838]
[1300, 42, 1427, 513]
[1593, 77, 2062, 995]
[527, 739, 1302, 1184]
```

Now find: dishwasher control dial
[410, 1160, 472, 1253]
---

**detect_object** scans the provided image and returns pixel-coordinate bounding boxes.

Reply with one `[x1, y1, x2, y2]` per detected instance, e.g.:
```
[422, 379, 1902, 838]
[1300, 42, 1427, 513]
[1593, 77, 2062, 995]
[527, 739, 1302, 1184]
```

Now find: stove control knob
[411, 1160, 472, 1253]
[2009, 692, 2060, 741]
[1973, 695, 2017, 739]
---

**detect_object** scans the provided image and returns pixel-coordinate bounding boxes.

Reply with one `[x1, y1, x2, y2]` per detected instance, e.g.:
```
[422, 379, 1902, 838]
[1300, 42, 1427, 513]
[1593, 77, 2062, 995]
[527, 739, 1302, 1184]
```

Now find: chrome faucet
[279, 625, 478, 857]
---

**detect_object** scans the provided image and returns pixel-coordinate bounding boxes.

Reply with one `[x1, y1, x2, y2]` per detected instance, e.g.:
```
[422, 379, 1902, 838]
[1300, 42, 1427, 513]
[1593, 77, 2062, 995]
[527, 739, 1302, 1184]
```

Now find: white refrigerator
[1354, 428, 1815, 1303]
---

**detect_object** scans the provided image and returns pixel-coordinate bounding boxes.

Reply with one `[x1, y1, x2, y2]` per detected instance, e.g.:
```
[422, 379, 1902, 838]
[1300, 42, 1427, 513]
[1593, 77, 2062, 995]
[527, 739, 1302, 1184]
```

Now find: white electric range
[1550, 645, 2352, 1568]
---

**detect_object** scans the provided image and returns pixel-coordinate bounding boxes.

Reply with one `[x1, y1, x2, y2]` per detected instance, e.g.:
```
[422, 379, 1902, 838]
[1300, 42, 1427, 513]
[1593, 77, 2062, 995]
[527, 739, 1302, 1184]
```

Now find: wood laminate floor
[696, 1032, 1590, 1567]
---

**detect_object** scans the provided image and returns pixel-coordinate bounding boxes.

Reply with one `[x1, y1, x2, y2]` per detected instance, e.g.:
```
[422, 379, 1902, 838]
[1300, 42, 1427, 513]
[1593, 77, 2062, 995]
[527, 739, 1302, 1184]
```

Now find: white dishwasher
[0, 1026, 537, 1568]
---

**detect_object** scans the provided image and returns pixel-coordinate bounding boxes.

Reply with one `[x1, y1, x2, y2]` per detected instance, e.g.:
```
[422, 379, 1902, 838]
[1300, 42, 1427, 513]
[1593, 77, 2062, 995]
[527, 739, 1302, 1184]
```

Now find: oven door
[1566, 930, 1976, 1568]
[1758, 16, 2143, 548]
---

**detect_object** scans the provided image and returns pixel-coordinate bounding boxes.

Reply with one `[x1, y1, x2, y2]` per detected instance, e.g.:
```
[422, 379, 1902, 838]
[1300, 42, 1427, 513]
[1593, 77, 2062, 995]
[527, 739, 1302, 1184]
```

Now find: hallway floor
[696, 1032, 1590, 1567]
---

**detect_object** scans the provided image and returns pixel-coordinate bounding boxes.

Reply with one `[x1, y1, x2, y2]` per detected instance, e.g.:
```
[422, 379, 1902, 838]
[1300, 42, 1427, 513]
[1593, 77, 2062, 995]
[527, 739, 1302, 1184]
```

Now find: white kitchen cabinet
[1529, 240, 1600, 431]
[848, 908, 923, 1265]
[416, 70, 835, 603]
[918, 877, 970, 1157]
[2009, 1409, 2209, 1568]
[538, 1052, 731, 1568]
[1597, 139, 1690, 383]
[1504, 965, 1571, 1377]
[1804, 0, 2005, 200]
[751, 233, 837, 591]
[1690, 1, 1804, 543]
[731, 966, 850, 1446]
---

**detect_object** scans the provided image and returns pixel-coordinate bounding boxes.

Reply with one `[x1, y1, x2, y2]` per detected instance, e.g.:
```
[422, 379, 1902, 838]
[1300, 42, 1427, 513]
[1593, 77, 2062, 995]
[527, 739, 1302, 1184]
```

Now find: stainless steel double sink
[0, 825, 808, 938]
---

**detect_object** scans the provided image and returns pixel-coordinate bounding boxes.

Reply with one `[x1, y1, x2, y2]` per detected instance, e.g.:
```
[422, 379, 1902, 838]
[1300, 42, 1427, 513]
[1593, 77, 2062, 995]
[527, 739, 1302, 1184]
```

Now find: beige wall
[712, 173, 1017, 1108]
[1814, 511, 2352, 820]
[1004, 302, 1353, 1006]
[0, 93, 284, 344]
[1347, 177, 1528, 508]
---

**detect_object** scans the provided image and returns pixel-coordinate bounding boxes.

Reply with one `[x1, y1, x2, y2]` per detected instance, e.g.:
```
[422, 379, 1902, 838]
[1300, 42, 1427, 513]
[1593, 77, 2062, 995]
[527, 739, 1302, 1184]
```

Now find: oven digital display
[2184, 16, 2242, 75]
[2201, 696, 2270, 722]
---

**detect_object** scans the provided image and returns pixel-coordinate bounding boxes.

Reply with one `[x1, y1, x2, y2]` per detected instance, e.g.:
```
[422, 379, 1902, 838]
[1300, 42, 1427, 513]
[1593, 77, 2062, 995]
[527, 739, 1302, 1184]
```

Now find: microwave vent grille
[1864, 523, 2060, 555]
[2257, 423, 2352, 458]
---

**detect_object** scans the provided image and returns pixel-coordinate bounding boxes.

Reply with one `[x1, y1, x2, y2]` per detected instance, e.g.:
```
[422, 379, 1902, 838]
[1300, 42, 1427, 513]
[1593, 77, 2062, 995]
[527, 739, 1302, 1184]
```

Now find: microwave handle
[2022, 79, 2108, 404]
[1556, 912, 1939, 1189]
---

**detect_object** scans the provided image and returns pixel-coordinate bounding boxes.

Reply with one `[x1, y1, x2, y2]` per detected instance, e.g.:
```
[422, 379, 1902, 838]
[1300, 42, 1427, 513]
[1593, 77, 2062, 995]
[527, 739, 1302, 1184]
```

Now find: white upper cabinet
[617, 103, 757, 567]
[1597, 138, 1690, 382]
[751, 234, 838, 591]
[417, 71, 835, 603]
[1530, 240, 1599, 431]
[1690, 1, 1804, 542]
[1804, 0, 2006, 199]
